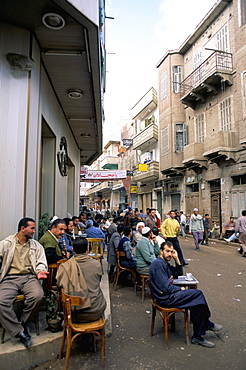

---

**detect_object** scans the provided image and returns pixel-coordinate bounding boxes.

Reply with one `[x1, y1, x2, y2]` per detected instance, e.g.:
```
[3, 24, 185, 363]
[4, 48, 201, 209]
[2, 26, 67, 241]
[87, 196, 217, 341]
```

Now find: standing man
[149, 241, 222, 348]
[179, 211, 187, 237]
[189, 208, 204, 251]
[235, 210, 246, 236]
[0, 218, 48, 348]
[160, 210, 188, 266]
[131, 209, 143, 234]
[201, 214, 210, 246]
[39, 218, 67, 263]
[144, 208, 158, 229]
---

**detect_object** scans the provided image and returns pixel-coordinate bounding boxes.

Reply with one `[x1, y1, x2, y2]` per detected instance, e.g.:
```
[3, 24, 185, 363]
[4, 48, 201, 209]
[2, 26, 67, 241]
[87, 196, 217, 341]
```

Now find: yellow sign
[138, 164, 148, 172]
[130, 186, 138, 193]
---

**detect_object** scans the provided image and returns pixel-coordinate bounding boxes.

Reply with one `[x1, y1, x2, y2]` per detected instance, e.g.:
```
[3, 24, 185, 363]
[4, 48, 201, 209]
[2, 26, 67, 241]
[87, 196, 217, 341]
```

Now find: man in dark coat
[149, 241, 222, 348]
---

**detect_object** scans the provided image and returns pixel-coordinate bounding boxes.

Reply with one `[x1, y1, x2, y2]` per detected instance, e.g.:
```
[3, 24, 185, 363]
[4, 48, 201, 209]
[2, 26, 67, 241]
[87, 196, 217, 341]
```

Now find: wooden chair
[59, 289, 106, 370]
[113, 251, 137, 290]
[87, 238, 104, 273]
[44, 259, 68, 292]
[1, 294, 39, 343]
[149, 283, 189, 349]
[136, 274, 149, 303]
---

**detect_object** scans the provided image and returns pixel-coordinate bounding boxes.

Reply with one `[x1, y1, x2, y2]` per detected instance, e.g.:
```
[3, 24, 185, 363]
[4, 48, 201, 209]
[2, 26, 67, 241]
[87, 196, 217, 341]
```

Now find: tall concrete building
[0, 0, 106, 238]
[157, 0, 246, 225]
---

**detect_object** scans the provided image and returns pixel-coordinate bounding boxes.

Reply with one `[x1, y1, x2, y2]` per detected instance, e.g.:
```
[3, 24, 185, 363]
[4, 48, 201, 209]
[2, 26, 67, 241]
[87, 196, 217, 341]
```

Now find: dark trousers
[0, 274, 44, 337]
[157, 289, 211, 337]
[202, 229, 209, 244]
[166, 237, 186, 265]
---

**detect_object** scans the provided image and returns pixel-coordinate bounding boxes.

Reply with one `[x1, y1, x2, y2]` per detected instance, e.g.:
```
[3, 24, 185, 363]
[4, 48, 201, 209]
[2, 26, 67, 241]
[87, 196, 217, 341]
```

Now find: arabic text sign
[81, 170, 127, 180]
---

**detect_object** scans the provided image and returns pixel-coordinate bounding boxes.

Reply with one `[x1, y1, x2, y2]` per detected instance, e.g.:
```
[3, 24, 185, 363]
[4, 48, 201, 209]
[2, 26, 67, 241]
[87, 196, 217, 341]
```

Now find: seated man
[117, 227, 136, 268]
[133, 222, 145, 246]
[72, 216, 80, 235]
[135, 227, 160, 275]
[39, 218, 67, 264]
[107, 223, 124, 281]
[149, 241, 222, 348]
[152, 226, 165, 247]
[78, 212, 87, 231]
[85, 219, 106, 242]
[56, 237, 106, 323]
[58, 218, 74, 258]
[0, 218, 48, 348]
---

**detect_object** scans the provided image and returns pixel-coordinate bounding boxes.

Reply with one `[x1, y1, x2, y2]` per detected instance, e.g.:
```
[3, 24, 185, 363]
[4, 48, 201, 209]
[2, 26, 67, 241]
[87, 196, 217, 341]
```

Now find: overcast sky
[103, 0, 218, 143]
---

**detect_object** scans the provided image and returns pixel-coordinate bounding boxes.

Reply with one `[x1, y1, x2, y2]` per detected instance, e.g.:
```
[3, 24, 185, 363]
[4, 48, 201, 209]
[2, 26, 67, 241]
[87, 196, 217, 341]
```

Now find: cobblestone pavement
[35, 239, 246, 370]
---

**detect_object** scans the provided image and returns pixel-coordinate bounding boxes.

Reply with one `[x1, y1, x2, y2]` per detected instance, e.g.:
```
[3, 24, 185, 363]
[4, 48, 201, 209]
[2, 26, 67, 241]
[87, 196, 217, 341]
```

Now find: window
[186, 183, 199, 193]
[160, 71, 167, 100]
[240, 0, 246, 26]
[172, 66, 182, 93]
[196, 113, 205, 142]
[232, 174, 246, 185]
[243, 71, 246, 113]
[220, 97, 232, 131]
[161, 126, 169, 156]
[193, 51, 202, 69]
[216, 24, 229, 52]
[193, 51, 202, 84]
[175, 123, 187, 152]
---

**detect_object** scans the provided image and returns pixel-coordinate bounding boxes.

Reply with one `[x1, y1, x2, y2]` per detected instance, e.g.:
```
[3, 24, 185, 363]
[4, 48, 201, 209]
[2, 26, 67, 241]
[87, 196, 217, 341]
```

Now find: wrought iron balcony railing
[180, 51, 233, 98]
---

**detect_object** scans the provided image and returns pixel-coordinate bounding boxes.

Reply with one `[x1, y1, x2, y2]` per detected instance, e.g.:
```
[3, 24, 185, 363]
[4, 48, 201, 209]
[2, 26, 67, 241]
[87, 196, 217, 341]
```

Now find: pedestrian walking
[190, 208, 204, 251]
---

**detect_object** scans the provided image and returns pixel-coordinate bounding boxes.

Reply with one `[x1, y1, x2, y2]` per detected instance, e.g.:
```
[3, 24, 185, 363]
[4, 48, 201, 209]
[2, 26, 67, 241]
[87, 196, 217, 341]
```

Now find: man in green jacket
[39, 218, 66, 263]
[136, 227, 160, 275]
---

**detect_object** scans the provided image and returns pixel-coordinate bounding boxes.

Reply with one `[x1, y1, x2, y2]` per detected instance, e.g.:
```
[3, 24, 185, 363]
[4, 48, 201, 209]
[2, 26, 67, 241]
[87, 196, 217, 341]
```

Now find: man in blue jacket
[149, 241, 222, 348]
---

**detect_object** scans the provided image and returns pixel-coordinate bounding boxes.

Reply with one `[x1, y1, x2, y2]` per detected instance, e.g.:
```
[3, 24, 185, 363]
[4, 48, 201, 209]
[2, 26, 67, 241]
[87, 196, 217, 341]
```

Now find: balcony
[100, 156, 119, 170]
[183, 142, 207, 168]
[133, 160, 159, 182]
[180, 51, 233, 109]
[132, 123, 158, 151]
[203, 131, 238, 162]
[131, 87, 157, 120]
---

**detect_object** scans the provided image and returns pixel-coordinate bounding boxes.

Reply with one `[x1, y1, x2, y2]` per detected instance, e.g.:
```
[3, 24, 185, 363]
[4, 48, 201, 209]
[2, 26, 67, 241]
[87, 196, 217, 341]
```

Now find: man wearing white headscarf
[133, 222, 145, 246]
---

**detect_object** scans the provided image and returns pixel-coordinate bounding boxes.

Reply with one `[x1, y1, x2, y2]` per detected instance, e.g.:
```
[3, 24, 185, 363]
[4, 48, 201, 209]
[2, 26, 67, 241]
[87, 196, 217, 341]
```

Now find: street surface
[35, 238, 246, 370]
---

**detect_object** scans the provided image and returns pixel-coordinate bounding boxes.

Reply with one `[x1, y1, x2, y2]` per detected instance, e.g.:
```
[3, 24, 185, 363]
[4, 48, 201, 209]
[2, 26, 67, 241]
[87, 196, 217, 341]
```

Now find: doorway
[40, 118, 55, 217]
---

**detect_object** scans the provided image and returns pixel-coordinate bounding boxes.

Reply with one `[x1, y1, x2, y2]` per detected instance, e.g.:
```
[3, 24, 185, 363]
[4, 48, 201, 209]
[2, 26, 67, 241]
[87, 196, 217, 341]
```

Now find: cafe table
[173, 275, 199, 289]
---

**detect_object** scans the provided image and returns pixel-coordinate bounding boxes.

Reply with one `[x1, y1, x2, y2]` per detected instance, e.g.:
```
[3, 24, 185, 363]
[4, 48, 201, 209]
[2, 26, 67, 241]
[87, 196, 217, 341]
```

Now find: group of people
[0, 216, 106, 348]
[107, 209, 223, 348]
[3, 207, 246, 350]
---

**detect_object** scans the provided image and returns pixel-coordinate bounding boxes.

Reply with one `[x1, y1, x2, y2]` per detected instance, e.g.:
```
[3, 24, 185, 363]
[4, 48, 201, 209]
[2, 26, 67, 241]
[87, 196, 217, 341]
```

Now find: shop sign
[130, 185, 138, 193]
[138, 164, 148, 172]
[123, 138, 133, 146]
[81, 169, 127, 181]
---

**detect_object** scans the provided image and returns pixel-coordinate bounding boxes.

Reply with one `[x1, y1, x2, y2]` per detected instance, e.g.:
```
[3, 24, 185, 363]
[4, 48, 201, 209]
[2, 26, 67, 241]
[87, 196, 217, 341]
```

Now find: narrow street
[35, 239, 246, 370]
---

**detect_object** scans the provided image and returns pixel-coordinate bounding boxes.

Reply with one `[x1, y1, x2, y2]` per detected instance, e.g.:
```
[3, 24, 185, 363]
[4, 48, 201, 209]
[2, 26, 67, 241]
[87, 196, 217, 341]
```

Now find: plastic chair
[113, 251, 137, 290]
[149, 283, 189, 349]
[87, 238, 104, 273]
[1, 294, 39, 343]
[59, 289, 106, 370]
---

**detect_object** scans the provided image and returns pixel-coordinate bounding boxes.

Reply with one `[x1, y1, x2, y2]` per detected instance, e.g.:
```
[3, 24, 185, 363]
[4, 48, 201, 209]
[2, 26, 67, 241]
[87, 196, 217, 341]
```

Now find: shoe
[196, 248, 200, 251]
[17, 331, 32, 348]
[203, 243, 209, 246]
[224, 238, 230, 243]
[207, 323, 222, 332]
[182, 262, 189, 266]
[191, 337, 215, 348]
